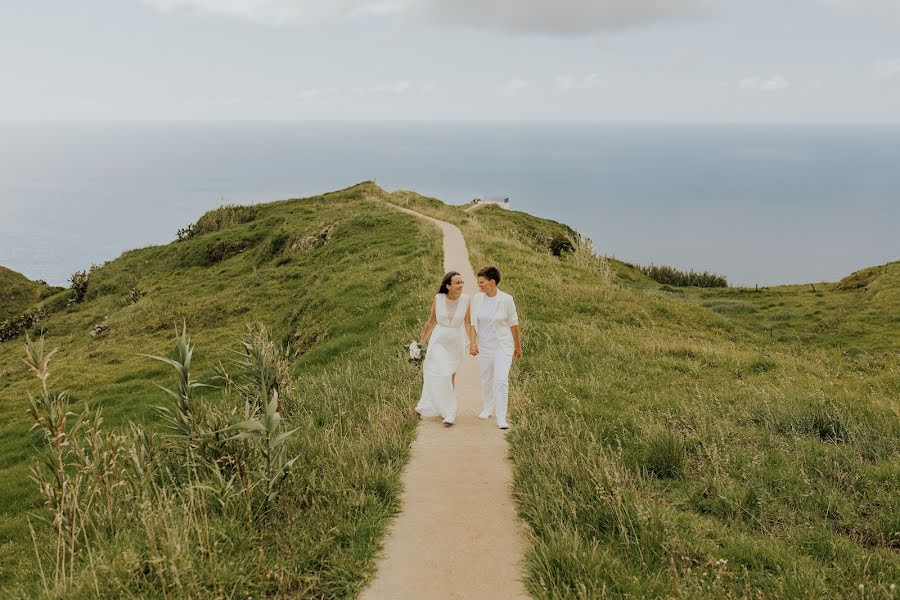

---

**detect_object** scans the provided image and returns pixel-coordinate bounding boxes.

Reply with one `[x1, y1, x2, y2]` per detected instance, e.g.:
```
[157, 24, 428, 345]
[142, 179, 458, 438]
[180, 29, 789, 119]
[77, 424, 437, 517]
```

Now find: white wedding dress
[415, 293, 469, 424]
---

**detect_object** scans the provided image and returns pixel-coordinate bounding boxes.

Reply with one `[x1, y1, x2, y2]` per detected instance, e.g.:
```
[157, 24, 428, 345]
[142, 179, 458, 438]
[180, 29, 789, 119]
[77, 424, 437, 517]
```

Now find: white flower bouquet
[406, 341, 425, 365]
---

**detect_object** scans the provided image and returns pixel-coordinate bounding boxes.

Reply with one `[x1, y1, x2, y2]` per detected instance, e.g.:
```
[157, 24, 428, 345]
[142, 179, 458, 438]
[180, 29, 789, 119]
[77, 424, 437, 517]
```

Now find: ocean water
[1, 121, 898, 287]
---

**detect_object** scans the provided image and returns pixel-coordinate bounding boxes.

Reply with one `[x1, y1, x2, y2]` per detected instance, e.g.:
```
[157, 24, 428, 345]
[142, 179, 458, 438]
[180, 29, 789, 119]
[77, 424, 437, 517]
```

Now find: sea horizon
[1, 120, 898, 288]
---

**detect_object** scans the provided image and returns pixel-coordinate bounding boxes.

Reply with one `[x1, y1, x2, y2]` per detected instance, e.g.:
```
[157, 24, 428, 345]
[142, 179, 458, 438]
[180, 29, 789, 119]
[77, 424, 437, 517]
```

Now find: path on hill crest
[360, 203, 528, 600]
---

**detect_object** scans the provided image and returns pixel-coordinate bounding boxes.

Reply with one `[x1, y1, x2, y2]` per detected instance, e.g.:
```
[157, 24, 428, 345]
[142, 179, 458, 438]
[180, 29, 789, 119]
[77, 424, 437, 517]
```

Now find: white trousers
[476, 346, 513, 426]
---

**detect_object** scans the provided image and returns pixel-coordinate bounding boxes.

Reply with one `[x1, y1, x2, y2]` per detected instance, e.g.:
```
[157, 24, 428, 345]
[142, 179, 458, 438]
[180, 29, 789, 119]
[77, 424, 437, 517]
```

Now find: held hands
[469, 343, 479, 356]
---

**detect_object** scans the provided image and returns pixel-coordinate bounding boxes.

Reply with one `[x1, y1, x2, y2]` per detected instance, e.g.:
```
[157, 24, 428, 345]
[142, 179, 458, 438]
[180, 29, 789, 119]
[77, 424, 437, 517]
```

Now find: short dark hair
[438, 271, 461, 294]
[477, 266, 501, 285]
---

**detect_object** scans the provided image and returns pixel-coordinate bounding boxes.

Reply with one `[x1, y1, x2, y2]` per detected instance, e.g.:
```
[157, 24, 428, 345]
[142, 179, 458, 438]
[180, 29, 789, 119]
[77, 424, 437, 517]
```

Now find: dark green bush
[0, 311, 43, 342]
[639, 263, 727, 288]
[69, 269, 90, 303]
[548, 235, 574, 257]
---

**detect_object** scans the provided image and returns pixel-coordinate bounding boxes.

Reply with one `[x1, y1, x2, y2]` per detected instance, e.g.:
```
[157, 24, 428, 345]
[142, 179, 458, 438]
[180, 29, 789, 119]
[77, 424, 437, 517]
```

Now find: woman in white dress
[415, 271, 472, 426]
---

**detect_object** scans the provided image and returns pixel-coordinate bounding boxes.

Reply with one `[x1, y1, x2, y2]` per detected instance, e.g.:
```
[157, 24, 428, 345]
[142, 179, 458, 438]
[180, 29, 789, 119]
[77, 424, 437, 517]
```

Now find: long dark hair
[438, 271, 460, 295]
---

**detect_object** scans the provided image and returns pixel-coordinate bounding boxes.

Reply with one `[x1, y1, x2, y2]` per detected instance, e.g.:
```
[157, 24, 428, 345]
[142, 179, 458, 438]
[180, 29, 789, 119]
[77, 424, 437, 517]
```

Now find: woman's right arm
[420, 297, 437, 345]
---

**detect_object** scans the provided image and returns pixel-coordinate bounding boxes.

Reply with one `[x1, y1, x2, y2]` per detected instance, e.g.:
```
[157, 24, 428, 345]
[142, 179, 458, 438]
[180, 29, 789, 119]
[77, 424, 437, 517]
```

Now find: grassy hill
[0, 267, 61, 322]
[1, 183, 897, 598]
[388, 191, 899, 598]
[667, 262, 900, 353]
[0, 182, 442, 597]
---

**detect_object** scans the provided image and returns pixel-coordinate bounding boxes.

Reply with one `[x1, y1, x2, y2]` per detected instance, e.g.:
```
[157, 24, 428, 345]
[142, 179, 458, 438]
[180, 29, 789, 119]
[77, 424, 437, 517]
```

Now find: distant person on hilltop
[469, 266, 522, 430]
[415, 271, 472, 426]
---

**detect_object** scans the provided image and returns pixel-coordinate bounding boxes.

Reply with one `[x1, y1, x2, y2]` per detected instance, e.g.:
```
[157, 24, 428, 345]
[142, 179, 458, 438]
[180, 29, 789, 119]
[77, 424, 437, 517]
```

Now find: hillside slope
[390, 190, 899, 599]
[668, 261, 900, 353]
[0, 182, 443, 597]
[0, 266, 59, 322]
[2, 184, 896, 598]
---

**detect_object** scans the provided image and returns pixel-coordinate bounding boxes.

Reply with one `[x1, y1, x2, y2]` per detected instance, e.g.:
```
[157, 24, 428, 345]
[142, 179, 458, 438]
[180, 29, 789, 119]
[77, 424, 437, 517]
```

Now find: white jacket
[470, 290, 519, 355]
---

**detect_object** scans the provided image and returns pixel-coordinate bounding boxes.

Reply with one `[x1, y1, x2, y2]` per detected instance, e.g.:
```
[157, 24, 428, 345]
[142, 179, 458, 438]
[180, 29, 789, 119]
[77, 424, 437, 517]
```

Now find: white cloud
[739, 75, 791, 92]
[141, 0, 711, 34]
[870, 57, 900, 79]
[296, 88, 322, 99]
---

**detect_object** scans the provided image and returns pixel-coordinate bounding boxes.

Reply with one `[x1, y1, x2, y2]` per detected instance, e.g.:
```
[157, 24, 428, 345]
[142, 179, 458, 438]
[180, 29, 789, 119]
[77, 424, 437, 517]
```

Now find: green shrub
[639, 263, 728, 288]
[0, 311, 44, 342]
[548, 234, 574, 257]
[126, 287, 144, 305]
[69, 264, 99, 303]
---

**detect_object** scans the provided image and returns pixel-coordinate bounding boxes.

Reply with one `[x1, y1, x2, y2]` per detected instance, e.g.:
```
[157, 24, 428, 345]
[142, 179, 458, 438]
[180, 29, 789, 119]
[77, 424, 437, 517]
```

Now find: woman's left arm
[511, 326, 522, 359]
[508, 295, 522, 358]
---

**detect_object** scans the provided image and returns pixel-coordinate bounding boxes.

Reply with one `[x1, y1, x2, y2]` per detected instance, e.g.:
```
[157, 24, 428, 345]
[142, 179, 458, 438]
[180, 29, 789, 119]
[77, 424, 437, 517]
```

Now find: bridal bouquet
[406, 341, 425, 365]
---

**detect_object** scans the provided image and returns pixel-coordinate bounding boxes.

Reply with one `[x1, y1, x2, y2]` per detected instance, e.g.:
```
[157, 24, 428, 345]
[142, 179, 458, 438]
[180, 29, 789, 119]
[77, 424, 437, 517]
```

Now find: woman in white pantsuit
[468, 266, 522, 430]
[416, 271, 472, 426]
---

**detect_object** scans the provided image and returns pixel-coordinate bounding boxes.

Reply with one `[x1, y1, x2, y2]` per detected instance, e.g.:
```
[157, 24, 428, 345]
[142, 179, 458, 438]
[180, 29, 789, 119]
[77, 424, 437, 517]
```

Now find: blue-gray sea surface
[1, 121, 897, 287]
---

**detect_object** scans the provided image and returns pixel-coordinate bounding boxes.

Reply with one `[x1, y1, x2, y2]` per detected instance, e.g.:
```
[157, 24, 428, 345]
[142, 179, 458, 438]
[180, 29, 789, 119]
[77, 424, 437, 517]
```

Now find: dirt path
[360, 204, 528, 599]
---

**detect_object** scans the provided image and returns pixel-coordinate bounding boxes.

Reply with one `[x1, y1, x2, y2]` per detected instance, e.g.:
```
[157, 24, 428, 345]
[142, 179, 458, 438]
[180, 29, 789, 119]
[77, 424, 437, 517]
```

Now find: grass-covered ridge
[0, 267, 61, 322]
[671, 261, 900, 353]
[391, 191, 898, 598]
[0, 182, 443, 597]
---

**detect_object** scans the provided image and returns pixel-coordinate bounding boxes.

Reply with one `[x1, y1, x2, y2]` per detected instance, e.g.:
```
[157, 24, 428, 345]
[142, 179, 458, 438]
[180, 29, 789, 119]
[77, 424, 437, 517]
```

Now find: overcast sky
[2, 0, 899, 122]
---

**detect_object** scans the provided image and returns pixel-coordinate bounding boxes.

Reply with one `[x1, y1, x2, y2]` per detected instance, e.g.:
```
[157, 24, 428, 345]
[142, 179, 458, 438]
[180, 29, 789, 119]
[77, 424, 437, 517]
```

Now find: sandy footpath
[359, 204, 528, 599]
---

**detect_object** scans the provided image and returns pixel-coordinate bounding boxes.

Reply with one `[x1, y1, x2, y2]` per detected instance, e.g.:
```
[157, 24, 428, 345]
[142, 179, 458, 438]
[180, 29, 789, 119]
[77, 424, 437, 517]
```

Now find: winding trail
[360, 204, 528, 600]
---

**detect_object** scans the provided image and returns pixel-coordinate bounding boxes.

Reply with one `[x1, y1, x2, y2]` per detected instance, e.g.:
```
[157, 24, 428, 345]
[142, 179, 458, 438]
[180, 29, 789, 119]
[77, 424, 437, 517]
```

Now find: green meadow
[387, 190, 899, 598]
[0, 183, 442, 597]
[1, 182, 897, 598]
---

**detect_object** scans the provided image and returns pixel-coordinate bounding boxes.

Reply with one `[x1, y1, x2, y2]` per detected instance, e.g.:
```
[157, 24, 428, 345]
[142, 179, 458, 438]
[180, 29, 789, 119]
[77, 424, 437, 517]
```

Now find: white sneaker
[498, 422, 509, 430]
[478, 410, 491, 420]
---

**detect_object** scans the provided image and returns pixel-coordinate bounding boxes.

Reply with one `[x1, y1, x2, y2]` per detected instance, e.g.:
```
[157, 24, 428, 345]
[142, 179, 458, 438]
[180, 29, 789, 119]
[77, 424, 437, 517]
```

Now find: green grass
[2, 184, 897, 598]
[665, 262, 900, 353]
[0, 182, 443, 597]
[450, 202, 899, 599]
[0, 267, 60, 322]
